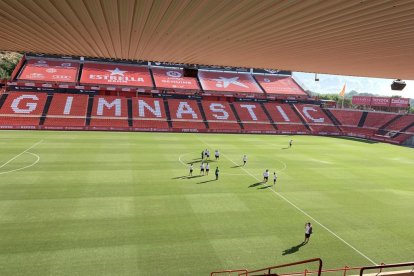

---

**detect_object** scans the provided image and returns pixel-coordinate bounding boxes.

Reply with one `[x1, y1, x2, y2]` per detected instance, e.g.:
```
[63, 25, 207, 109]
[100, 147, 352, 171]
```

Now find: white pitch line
[0, 140, 43, 169]
[196, 136, 377, 265]
[0, 152, 40, 175]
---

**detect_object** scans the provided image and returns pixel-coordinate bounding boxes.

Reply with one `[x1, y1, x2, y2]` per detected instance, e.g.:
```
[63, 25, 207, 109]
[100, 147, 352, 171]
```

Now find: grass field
[0, 130, 413, 275]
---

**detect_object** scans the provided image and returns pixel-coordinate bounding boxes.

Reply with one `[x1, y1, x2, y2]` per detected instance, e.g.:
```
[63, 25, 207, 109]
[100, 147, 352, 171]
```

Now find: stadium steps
[163, 99, 173, 128]
[127, 98, 133, 127]
[260, 102, 278, 130]
[253, 75, 267, 94]
[321, 108, 342, 132]
[197, 99, 209, 129]
[392, 122, 414, 138]
[290, 104, 312, 131]
[85, 95, 94, 126]
[379, 114, 402, 131]
[0, 93, 8, 109]
[148, 67, 156, 89]
[39, 94, 54, 125]
[229, 102, 244, 129]
[358, 111, 368, 127]
[77, 63, 83, 83]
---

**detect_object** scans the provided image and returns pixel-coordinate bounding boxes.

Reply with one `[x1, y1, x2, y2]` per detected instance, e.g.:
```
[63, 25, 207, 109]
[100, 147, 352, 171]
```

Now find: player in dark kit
[215, 167, 219, 180]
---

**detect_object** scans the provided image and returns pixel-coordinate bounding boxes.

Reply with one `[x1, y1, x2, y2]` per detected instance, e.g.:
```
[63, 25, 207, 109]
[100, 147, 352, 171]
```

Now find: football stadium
[0, 1, 413, 275]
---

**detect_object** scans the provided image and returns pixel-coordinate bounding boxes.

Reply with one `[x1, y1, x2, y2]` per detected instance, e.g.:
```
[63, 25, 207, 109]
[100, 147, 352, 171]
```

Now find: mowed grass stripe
[0, 131, 412, 276]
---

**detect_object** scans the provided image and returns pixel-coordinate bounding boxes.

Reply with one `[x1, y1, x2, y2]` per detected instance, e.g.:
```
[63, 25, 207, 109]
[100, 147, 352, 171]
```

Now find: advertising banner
[389, 97, 410, 108]
[152, 67, 199, 90]
[198, 71, 262, 93]
[19, 59, 80, 83]
[352, 96, 372, 105]
[371, 97, 390, 107]
[80, 63, 153, 87]
[254, 75, 306, 95]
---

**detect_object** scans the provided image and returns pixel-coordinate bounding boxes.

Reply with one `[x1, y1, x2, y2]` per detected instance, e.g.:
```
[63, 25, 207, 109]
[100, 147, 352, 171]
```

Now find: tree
[0, 51, 23, 79]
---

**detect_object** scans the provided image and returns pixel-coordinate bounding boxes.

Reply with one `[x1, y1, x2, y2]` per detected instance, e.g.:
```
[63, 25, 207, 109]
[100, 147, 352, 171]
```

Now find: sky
[292, 72, 414, 99]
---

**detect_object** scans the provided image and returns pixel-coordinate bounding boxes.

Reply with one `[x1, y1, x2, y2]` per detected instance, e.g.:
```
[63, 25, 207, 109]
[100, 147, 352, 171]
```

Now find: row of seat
[0, 92, 413, 144]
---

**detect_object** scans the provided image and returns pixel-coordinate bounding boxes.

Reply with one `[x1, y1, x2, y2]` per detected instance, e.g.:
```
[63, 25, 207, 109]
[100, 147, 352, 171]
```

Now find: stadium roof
[1, 0, 414, 80]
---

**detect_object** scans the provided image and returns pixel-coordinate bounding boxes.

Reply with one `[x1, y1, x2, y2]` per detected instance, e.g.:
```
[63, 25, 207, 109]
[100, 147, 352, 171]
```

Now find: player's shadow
[196, 179, 217, 184]
[249, 182, 263, 188]
[281, 147, 290, 150]
[258, 185, 272, 189]
[172, 175, 202, 179]
[231, 165, 242, 168]
[282, 242, 305, 255]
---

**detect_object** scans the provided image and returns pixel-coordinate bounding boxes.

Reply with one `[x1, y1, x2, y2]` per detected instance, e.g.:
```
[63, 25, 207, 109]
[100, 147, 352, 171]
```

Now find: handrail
[276, 265, 362, 276]
[210, 269, 248, 276]
[359, 262, 414, 276]
[239, 258, 323, 276]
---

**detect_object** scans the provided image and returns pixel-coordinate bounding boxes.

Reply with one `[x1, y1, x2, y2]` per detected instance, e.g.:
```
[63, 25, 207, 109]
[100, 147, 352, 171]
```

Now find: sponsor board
[80, 63, 153, 87]
[152, 67, 199, 90]
[198, 71, 262, 93]
[19, 59, 80, 83]
[255, 75, 306, 95]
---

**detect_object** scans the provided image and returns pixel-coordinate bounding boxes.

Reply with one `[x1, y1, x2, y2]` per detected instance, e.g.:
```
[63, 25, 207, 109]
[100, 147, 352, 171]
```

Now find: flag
[339, 83, 346, 98]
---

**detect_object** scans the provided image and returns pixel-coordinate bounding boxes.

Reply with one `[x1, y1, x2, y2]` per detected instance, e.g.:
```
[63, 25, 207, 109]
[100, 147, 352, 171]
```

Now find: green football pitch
[0, 130, 413, 275]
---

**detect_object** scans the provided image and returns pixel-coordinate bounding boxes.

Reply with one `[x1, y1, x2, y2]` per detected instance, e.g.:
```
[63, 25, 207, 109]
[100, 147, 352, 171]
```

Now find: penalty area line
[195, 135, 377, 266]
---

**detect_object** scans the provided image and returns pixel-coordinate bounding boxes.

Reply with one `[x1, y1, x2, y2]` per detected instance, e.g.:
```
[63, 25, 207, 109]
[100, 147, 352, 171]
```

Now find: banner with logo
[152, 67, 199, 90]
[371, 97, 390, 107]
[19, 59, 80, 83]
[80, 63, 153, 87]
[198, 65, 250, 73]
[252, 69, 292, 75]
[352, 96, 372, 105]
[389, 97, 410, 107]
[198, 71, 262, 93]
[254, 75, 306, 95]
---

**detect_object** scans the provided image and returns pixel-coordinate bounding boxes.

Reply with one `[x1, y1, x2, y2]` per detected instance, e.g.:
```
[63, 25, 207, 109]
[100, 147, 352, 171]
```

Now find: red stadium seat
[168, 99, 206, 130]
[0, 92, 48, 126]
[329, 109, 363, 127]
[132, 97, 169, 130]
[90, 96, 129, 127]
[201, 100, 240, 131]
[44, 94, 88, 127]
[363, 112, 399, 128]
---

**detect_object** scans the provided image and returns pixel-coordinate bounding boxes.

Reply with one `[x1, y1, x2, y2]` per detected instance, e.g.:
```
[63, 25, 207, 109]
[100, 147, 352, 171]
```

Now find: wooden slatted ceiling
[0, 0, 414, 79]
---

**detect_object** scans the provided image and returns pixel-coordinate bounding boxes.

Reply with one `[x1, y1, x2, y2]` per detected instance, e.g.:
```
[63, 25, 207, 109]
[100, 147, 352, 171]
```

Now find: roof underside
[1, 0, 414, 79]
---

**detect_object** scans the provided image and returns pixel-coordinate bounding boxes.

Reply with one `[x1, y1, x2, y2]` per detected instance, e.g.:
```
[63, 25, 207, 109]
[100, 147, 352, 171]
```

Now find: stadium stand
[363, 112, 399, 129]
[232, 102, 275, 131]
[263, 103, 309, 133]
[201, 100, 241, 132]
[0, 92, 48, 127]
[43, 94, 88, 127]
[379, 114, 414, 132]
[329, 109, 363, 127]
[167, 99, 206, 130]
[294, 104, 340, 133]
[131, 97, 169, 130]
[89, 96, 129, 128]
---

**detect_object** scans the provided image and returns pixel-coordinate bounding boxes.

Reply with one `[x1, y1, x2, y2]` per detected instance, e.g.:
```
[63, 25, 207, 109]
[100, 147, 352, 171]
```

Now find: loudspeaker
[391, 79, 406, 90]
[183, 68, 198, 78]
